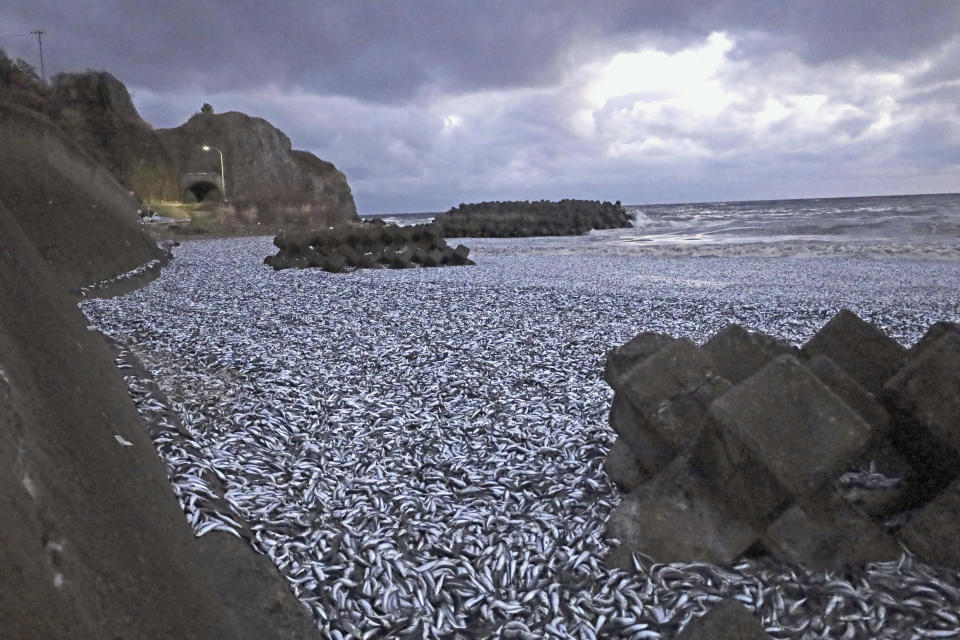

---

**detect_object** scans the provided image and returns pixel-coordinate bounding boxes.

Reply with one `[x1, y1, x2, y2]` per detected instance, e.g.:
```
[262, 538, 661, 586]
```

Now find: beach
[81, 224, 960, 639]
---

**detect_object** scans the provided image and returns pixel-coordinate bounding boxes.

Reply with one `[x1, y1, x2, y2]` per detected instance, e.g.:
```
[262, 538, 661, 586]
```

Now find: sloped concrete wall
[0, 100, 161, 289]
[0, 100, 319, 638]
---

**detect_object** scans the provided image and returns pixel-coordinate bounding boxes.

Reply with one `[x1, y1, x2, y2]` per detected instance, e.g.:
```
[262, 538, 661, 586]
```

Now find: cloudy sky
[4, 1, 960, 213]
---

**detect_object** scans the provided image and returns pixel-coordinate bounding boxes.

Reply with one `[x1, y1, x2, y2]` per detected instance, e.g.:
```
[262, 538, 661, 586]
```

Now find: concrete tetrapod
[603, 312, 960, 572]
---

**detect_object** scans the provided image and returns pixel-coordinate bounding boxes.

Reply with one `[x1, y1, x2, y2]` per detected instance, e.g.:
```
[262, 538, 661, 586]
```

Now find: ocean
[363, 192, 960, 260]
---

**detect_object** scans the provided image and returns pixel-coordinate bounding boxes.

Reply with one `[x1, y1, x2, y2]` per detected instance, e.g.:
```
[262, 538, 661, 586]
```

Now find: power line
[0, 31, 33, 41]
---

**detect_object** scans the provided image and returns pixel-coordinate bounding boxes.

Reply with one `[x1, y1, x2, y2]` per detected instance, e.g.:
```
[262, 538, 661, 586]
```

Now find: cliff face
[49, 72, 181, 202]
[158, 111, 358, 221]
[0, 93, 319, 638]
[1, 49, 357, 224]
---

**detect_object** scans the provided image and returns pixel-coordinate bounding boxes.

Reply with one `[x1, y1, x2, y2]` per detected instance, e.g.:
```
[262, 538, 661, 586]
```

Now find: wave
[603, 238, 960, 260]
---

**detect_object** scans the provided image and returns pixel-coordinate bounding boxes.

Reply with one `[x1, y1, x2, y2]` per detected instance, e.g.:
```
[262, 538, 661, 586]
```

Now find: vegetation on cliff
[433, 199, 633, 237]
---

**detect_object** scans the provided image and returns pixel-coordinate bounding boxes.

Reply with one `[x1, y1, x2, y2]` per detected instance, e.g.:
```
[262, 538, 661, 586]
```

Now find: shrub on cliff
[0, 49, 51, 112]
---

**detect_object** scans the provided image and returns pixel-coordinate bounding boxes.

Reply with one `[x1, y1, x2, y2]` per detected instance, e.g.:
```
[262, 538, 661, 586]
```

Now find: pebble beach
[82, 231, 960, 639]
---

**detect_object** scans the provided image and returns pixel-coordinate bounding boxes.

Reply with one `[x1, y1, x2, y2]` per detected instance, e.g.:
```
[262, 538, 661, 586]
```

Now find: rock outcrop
[158, 111, 357, 224]
[1, 47, 357, 229]
[0, 86, 319, 638]
[49, 71, 181, 202]
[604, 311, 960, 572]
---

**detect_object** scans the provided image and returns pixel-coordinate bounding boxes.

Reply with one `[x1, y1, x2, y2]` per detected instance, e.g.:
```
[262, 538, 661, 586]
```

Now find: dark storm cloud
[4, 1, 960, 211]
[708, 0, 960, 67]
[6, 1, 959, 102]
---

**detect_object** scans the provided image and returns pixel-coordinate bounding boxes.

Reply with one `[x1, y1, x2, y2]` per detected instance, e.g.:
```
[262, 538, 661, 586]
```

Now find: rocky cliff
[49, 72, 181, 202]
[1, 48, 357, 227]
[0, 79, 319, 638]
[157, 111, 357, 222]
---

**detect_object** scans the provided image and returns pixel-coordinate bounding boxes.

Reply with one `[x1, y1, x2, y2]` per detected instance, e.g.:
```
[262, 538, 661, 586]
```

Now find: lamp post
[201, 145, 227, 201]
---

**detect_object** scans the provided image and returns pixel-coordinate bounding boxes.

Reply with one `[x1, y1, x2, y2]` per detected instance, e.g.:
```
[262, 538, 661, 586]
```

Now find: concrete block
[910, 321, 960, 357]
[605, 457, 758, 569]
[357, 252, 379, 269]
[801, 308, 906, 395]
[712, 355, 873, 496]
[608, 395, 674, 476]
[703, 324, 799, 385]
[322, 252, 347, 273]
[619, 338, 717, 413]
[884, 332, 960, 456]
[882, 332, 960, 506]
[604, 332, 675, 389]
[807, 354, 890, 434]
[763, 485, 900, 570]
[619, 338, 729, 451]
[899, 478, 960, 569]
[603, 439, 648, 492]
[676, 598, 771, 640]
[691, 355, 873, 526]
[451, 244, 471, 265]
[648, 375, 734, 452]
[689, 411, 791, 528]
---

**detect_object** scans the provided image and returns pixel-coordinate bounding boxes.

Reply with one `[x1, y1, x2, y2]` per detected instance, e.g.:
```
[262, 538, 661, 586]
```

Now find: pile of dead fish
[74, 257, 164, 297]
[81, 237, 960, 639]
[265, 221, 473, 272]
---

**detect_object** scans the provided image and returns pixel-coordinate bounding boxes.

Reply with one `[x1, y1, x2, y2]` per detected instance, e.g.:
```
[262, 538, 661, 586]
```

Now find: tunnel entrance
[183, 181, 223, 203]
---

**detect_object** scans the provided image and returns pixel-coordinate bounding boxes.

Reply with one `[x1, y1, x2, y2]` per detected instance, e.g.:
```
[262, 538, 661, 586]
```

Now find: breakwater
[433, 199, 633, 237]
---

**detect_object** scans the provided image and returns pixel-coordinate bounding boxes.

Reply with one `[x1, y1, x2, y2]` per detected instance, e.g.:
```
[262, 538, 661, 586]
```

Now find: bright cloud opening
[584, 32, 735, 113]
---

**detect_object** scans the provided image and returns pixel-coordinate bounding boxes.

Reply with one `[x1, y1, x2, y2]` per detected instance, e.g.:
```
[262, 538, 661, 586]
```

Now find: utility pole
[30, 30, 45, 84]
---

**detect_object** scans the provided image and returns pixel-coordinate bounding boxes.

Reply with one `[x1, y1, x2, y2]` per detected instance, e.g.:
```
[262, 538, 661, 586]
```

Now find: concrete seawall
[0, 99, 318, 638]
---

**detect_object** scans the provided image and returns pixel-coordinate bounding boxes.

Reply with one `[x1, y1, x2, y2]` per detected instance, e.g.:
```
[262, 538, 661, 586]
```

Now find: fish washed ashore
[82, 235, 960, 639]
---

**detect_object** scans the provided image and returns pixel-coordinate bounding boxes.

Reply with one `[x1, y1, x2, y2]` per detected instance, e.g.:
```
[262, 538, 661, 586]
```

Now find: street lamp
[201, 145, 227, 201]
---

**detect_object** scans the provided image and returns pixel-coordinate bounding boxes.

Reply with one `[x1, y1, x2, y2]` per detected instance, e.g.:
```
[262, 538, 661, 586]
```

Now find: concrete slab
[807, 354, 890, 434]
[603, 439, 648, 492]
[604, 332, 676, 390]
[619, 338, 729, 452]
[703, 324, 799, 385]
[882, 332, 960, 504]
[605, 457, 758, 569]
[899, 479, 960, 570]
[706, 355, 874, 499]
[801, 308, 906, 395]
[763, 485, 900, 570]
[608, 395, 675, 476]
[883, 332, 960, 456]
[909, 321, 960, 358]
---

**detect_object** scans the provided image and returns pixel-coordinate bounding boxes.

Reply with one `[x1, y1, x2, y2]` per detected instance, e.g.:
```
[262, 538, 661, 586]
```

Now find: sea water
[626, 192, 960, 249]
[362, 193, 960, 259]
